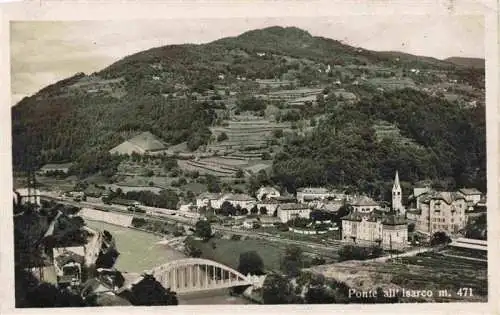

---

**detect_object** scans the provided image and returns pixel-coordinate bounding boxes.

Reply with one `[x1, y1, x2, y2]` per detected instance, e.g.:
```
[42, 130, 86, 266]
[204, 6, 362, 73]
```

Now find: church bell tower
[392, 171, 403, 214]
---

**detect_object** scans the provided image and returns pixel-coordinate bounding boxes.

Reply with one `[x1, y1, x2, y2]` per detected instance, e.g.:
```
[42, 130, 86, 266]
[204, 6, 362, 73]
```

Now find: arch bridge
[149, 258, 259, 294]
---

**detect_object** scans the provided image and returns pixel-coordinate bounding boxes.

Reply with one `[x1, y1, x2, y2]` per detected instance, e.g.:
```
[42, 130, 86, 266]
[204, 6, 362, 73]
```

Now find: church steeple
[392, 171, 404, 214]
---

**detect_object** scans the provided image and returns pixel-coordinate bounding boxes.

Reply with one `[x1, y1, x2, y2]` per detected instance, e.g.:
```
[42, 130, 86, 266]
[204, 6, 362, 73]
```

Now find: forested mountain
[12, 26, 486, 192]
[273, 88, 486, 193]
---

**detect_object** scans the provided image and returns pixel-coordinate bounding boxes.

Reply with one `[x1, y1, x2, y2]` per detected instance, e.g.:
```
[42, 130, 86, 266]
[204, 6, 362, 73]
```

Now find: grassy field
[392, 252, 487, 301]
[190, 237, 338, 273]
[33, 176, 79, 192]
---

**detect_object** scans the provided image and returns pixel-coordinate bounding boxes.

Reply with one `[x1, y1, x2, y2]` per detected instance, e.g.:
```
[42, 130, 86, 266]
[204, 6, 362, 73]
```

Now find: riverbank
[85, 220, 186, 273]
[84, 220, 251, 305]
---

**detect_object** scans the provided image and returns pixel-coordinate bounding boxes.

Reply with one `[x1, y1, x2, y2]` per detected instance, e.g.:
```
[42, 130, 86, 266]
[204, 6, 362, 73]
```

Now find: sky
[10, 15, 485, 105]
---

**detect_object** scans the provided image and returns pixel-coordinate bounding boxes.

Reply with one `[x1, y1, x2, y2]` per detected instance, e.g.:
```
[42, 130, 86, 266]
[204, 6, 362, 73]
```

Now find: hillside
[11, 26, 485, 193]
[444, 57, 485, 69]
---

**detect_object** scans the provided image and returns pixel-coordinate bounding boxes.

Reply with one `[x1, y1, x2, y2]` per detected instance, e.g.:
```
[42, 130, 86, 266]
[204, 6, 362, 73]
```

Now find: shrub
[217, 132, 228, 142]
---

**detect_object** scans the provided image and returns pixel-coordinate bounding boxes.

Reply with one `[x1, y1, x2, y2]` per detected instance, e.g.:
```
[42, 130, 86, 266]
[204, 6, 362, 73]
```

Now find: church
[341, 171, 408, 250]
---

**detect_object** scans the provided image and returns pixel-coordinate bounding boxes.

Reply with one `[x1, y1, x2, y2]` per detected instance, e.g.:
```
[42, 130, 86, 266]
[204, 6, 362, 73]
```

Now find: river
[84, 220, 252, 305]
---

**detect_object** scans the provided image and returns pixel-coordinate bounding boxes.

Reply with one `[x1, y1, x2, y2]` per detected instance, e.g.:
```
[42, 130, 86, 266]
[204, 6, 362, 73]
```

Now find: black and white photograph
[2, 0, 496, 311]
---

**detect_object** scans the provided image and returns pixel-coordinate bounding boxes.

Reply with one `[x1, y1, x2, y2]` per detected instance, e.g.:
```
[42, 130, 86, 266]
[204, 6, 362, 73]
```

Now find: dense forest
[272, 88, 486, 194]
[12, 93, 215, 171]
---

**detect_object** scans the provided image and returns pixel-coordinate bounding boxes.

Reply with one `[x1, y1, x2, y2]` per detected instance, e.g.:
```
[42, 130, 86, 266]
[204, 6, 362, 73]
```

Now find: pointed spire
[393, 171, 400, 188]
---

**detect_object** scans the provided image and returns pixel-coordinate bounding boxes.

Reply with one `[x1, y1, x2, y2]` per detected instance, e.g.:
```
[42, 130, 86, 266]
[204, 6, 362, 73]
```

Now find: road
[367, 246, 434, 262]
[40, 192, 342, 254]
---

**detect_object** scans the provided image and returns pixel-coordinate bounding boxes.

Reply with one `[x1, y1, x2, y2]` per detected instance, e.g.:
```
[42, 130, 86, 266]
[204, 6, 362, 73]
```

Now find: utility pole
[389, 234, 393, 261]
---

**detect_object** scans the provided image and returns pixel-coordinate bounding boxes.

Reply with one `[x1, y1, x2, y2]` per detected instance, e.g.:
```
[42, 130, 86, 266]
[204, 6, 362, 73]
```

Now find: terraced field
[208, 119, 290, 152]
[177, 160, 237, 177]
[373, 120, 423, 148]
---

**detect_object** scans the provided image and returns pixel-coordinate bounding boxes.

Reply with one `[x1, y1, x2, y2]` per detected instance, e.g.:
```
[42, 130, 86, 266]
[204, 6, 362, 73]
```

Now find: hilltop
[444, 57, 485, 69]
[11, 26, 485, 194]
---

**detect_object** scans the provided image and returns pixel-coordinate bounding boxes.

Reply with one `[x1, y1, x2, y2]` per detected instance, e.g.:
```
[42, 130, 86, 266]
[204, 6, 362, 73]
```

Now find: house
[458, 188, 483, 207]
[341, 211, 408, 250]
[415, 191, 467, 235]
[37, 162, 73, 175]
[351, 196, 379, 213]
[53, 246, 85, 287]
[296, 187, 332, 203]
[317, 200, 344, 213]
[408, 185, 432, 209]
[195, 193, 223, 208]
[256, 186, 281, 201]
[109, 131, 167, 155]
[474, 195, 487, 213]
[218, 193, 257, 210]
[256, 199, 280, 216]
[14, 188, 41, 207]
[277, 203, 312, 223]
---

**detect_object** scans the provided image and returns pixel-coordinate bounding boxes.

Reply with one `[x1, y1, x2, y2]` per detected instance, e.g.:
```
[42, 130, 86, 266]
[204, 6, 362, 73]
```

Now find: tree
[430, 231, 451, 246]
[305, 286, 336, 304]
[238, 251, 264, 276]
[282, 245, 303, 277]
[120, 274, 178, 305]
[250, 205, 259, 215]
[185, 190, 196, 203]
[262, 274, 294, 304]
[408, 222, 415, 233]
[259, 207, 268, 215]
[217, 132, 228, 142]
[235, 169, 244, 178]
[220, 201, 236, 216]
[206, 175, 221, 193]
[273, 129, 284, 138]
[24, 282, 86, 307]
[195, 220, 212, 240]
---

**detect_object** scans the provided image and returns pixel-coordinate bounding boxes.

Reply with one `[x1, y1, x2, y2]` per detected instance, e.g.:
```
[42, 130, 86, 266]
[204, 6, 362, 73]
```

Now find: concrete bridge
[149, 258, 265, 294]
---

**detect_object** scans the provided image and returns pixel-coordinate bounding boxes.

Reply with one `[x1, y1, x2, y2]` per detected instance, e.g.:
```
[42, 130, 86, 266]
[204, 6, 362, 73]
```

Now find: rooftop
[197, 192, 223, 200]
[257, 186, 280, 194]
[459, 188, 482, 196]
[297, 187, 330, 194]
[352, 196, 379, 207]
[279, 203, 311, 210]
[421, 191, 465, 204]
[223, 193, 256, 201]
[40, 162, 73, 170]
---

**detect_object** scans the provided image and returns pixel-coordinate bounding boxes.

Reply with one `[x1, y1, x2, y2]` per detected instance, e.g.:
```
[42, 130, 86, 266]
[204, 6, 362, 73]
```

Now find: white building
[277, 203, 312, 223]
[392, 171, 404, 214]
[256, 187, 281, 201]
[341, 211, 408, 250]
[196, 193, 223, 208]
[415, 191, 468, 235]
[217, 193, 257, 210]
[458, 188, 483, 208]
[296, 187, 332, 203]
